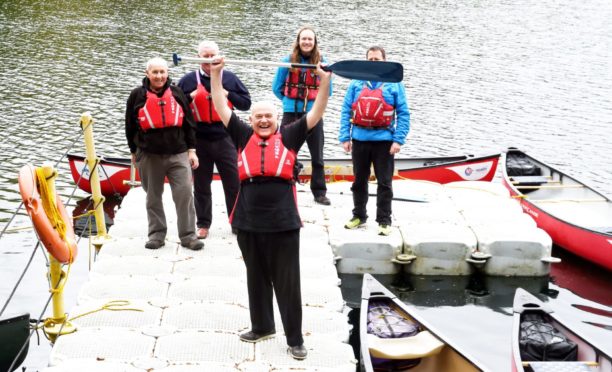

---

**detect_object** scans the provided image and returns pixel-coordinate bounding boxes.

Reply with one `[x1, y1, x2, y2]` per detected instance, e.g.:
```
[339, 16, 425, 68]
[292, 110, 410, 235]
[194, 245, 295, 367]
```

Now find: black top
[125, 77, 196, 154]
[226, 112, 309, 232]
[177, 69, 251, 141]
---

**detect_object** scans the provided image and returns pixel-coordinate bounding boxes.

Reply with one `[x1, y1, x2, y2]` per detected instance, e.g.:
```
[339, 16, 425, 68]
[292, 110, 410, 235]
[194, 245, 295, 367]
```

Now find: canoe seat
[526, 361, 593, 372]
[511, 176, 549, 185]
[367, 330, 444, 360]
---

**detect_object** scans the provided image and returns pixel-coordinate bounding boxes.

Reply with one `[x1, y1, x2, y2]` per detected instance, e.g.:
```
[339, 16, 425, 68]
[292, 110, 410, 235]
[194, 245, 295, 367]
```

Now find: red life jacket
[351, 83, 395, 128]
[237, 132, 296, 181]
[137, 89, 184, 132]
[283, 68, 319, 101]
[190, 72, 233, 123]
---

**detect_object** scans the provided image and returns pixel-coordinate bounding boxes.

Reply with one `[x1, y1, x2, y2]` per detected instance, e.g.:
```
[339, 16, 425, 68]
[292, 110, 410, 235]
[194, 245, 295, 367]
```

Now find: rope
[0, 118, 89, 242]
[35, 168, 68, 241]
[68, 300, 144, 322]
[3, 118, 110, 370]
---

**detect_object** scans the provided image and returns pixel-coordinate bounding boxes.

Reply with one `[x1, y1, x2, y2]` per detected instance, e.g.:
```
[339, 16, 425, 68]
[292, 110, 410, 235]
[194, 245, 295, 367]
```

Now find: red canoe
[501, 148, 612, 271]
[512, 288, 611, 372]
[68, 152, 499, 197]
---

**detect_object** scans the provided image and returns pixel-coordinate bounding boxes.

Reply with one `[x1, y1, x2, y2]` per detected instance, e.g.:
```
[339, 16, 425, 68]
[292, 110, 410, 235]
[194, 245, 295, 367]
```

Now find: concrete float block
[43, 360, 143, 372]
[400, 222, 477, 275]
[155, 331, 253, 365]
[155, 363, 240, 372]
[298, 204, 327, 224]
[49, 329, 155, 366]
[328, 222, 403, 275]
[181, 239, 242, 259]
[301, 279, 345, 312]
[475, 226, 553, 276]
[168, 276, 248, 305]
[297, 306, 351, 342]
[302, 222, 329, 241]
[173, 256, 246, 278]
[301, 257, 339, 284]
[466, 212, 536, 231]
[445, 180, 511, 198]
[97, 237, 180, 258]
[91, 255, 173, 277]
[78, 276, 169, 302]
[107, 219, 148, 238]
[453, 197, 523, 217]
[68, 299, 162, 329]
[162, 302, 250, 332]
[393, 179, 449, 203]
[393, 199, 465, 225]
[254, 334, 356, 372]
[324, 200, 381, 228]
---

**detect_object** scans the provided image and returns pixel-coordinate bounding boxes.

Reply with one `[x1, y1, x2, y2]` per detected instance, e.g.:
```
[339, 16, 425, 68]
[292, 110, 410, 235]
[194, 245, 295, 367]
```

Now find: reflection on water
[71, 196, 121, 237]
[1, 0, 611, 370]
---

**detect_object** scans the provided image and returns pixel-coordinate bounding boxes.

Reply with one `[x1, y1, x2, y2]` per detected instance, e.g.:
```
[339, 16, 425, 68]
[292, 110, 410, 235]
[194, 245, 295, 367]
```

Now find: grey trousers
[137, 151, 197, 244]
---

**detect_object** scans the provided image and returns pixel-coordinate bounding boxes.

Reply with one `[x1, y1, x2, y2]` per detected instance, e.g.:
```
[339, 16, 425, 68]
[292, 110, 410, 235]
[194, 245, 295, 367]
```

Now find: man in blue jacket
[338, 46, 410, 236]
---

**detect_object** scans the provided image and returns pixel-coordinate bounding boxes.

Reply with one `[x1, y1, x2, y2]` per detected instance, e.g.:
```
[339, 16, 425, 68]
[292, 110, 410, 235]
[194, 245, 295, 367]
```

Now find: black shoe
[288, 344, 308, 360]
[144, 240, 164, 250]
[314, 195, 331, 205]
[239, 330, 275, 343]
[181, 239, 204, 251]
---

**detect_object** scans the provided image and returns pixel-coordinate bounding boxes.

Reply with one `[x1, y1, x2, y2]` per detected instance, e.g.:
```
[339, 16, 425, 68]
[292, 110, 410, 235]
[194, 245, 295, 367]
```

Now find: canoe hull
[300, 154, 499, 184]
[67, 154, 137, 197]
[501, 148, 612, 271]
[360, 274, 485, 372]
[68, 153, 500, 197]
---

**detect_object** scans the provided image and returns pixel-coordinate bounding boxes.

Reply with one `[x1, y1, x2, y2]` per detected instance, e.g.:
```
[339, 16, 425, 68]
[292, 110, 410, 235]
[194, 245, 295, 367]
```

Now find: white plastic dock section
[327, 180, 557, 276]
[44, 182, 356, 372]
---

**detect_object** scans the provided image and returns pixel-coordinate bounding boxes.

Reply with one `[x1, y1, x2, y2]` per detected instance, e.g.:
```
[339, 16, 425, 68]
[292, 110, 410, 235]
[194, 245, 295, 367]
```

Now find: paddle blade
[326, 60, 404, 83]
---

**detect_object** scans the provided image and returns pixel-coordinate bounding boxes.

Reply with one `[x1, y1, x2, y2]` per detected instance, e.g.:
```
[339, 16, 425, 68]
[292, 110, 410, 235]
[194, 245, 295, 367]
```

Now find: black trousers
[237, 229, 303, 347]
[351, 140, 394, 225]
[281, 113, 327, 198]
[193, 136, 239, 228]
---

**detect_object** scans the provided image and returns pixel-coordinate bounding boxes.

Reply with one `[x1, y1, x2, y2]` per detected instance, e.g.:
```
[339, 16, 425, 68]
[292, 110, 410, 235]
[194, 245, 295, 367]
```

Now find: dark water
[1, 0, 611, 370]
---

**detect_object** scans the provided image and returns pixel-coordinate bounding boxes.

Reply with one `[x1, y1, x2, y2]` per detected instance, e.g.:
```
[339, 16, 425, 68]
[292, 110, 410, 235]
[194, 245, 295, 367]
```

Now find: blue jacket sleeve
[272, 55, 291, 101]
[339, 80, 358, 143]
[392, 82, 410, 145]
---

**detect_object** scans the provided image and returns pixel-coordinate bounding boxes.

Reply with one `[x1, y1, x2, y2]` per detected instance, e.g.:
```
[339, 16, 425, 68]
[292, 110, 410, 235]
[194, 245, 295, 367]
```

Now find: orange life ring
[18, 165, 78, 263]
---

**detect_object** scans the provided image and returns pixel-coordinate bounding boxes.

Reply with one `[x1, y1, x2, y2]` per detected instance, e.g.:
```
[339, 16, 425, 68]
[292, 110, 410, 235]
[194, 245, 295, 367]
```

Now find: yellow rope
[35, 167, 67, 241]
[32, 301, 143, 331]
[35, 167, 75, 292]
[68, 300, 144, 322]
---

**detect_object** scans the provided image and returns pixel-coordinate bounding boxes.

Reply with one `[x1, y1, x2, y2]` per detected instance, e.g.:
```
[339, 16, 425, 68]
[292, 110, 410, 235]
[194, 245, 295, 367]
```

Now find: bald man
[209, 57, 331, 360]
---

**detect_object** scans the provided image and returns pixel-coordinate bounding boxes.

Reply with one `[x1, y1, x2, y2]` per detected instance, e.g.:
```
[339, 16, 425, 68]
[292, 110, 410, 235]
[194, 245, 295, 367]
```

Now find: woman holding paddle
[272, 25, 333, 206]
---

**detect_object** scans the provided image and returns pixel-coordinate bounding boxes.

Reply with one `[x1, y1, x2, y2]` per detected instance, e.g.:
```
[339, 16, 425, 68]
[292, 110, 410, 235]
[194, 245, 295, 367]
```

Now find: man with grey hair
[178, 40, 251, 240]
[209, 57, 331, 360]
[125, 56, 203, 251]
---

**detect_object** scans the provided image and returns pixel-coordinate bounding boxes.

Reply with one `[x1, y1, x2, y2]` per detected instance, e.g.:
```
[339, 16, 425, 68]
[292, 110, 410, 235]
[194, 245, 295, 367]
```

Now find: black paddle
[172, 53, 404, 83]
